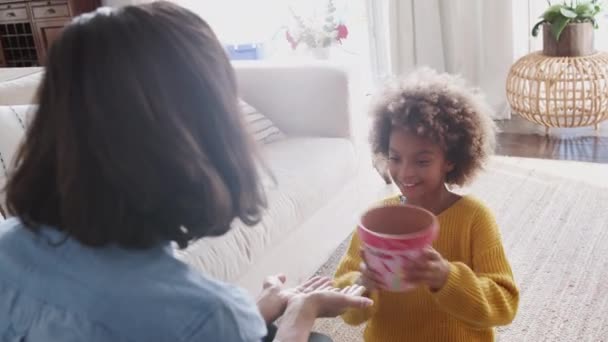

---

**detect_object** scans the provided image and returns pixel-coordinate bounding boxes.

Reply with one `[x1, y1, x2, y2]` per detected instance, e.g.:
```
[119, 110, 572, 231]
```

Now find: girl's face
[387, 126, 454, 203]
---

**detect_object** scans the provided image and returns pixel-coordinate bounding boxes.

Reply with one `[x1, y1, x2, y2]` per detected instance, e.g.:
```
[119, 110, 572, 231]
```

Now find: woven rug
[313, 156, 608, 342]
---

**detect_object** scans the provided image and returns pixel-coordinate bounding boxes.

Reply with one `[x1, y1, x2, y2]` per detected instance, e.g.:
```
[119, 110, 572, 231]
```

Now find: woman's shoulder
[0, 217, 26, 237]
[188, 275, 259, 316]
[90, 256, 267, 340]
[172, 271, 267, 341]
[0, 217, 266, 341]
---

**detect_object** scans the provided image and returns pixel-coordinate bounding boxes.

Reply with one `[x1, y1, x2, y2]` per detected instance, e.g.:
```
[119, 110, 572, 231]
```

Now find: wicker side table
[506, 52, 608, 132]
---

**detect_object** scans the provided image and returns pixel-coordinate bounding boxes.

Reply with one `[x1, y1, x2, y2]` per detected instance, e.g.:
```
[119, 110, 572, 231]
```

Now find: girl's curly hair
[370, 68, 497, 186]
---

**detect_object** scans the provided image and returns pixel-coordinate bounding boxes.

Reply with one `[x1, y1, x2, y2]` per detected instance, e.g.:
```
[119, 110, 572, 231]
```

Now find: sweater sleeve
[333, 231, 379, 326]
[431, 205, 519, 328]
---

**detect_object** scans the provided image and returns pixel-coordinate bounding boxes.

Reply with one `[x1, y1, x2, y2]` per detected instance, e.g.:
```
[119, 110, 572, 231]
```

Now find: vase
[311, 47, 330, 60]
[542, 22, 594, 57]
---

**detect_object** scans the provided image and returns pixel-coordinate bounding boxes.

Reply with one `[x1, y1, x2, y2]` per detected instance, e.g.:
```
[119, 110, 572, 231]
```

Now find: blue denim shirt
[0, 218, 266, 341]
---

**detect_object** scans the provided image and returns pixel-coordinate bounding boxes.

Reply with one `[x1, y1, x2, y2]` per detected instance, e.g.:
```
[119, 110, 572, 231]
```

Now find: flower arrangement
[285, 0, 349, 50]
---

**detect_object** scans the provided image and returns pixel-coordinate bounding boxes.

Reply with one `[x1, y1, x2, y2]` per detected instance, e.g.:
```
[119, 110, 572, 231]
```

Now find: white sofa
[0, 68, 44, 105]
[0, 63, 365, 295]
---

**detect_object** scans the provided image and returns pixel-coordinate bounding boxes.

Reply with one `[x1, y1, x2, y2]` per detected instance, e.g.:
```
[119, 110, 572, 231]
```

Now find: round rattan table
[506, 51, 608, 133]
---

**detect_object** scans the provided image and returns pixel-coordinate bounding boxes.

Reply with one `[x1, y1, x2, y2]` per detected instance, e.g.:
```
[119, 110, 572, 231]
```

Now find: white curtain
[367, 0, 514, 120]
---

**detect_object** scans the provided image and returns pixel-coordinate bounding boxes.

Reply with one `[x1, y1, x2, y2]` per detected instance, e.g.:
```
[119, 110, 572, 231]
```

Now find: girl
[0, 2, 369, 341]
[334, 69, 519, 341]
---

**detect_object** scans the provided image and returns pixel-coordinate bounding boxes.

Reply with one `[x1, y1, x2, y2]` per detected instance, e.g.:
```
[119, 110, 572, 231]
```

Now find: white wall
[174, 0, 287, 43]
[173, 0, 370, 64]
[510, 0, 555, 56]
[174, 0, 349, 44]
[596, 13, 608, 51]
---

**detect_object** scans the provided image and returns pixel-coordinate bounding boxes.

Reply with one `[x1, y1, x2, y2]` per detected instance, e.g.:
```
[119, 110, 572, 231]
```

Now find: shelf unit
[0, 0, 100, 67]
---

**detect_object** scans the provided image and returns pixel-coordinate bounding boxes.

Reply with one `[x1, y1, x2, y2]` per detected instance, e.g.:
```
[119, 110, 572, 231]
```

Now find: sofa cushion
[176, 137, 357, 282]
[239, 99, 284, 144]
[0, 68, 43, 106]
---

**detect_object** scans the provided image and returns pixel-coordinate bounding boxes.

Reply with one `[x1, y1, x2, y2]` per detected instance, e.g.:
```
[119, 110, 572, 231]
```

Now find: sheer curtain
[367, 0, 514, 120]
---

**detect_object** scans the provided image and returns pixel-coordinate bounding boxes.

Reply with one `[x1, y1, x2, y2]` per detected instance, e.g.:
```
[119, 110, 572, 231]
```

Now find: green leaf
[560, 7, 578, 17]
[543, 4, 565, 20]
[575, 2, 595, 16]
[594, 4, 603, 13]
[552, 16, 571, 40]
[531, 20, 546, 36]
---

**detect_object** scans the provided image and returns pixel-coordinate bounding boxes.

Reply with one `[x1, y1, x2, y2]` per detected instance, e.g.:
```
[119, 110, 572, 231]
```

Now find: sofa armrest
[233, 61, 351, 138]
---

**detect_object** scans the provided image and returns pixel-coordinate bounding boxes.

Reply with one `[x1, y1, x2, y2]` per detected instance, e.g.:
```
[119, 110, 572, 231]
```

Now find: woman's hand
[275, 284, 372, 342]
[256, 275, 335, 324]
[302, 283, 371, 317]
[404, 247, 451, 291]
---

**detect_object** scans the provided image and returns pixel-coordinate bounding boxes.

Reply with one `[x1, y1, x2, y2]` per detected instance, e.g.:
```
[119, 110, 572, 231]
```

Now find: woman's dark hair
[5, 1, 267, 249]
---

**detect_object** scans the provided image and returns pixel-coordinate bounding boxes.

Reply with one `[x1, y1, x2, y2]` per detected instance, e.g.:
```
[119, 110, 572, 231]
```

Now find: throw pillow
[239, 99, 285, 144]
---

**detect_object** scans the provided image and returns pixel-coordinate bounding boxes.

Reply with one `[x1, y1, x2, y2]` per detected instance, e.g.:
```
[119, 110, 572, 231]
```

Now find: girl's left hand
[405, 247, 451, 292]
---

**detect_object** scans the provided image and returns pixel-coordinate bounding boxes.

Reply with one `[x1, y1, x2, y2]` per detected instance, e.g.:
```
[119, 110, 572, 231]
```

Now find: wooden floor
[496, 116, 608, 164]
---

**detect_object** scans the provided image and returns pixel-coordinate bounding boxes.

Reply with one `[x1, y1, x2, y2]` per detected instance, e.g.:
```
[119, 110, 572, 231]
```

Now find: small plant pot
[357, 205, 439, 292]
[543, 22, 594, 57]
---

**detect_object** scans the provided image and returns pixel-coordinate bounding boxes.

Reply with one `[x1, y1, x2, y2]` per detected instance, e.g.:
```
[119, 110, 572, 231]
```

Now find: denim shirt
[0, 218, 266, 341]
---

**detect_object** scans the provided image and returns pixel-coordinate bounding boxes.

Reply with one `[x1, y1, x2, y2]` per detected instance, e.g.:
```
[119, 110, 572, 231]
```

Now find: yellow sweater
[334, 195, 519, 342]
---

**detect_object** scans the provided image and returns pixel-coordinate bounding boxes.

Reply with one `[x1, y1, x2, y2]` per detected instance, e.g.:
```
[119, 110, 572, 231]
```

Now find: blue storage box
[225, 44, 263, 60]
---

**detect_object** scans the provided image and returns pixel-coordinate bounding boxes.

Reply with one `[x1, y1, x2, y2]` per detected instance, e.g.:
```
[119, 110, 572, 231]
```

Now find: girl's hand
[357, 250, 384, 292]
[405, 247, 451, 291]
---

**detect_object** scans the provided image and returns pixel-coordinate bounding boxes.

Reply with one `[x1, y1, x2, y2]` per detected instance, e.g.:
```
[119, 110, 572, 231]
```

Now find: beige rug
[313, 156, 608, 341]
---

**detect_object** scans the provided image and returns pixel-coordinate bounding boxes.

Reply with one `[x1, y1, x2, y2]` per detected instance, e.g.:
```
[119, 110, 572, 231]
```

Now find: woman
[0, 2, 369, 341]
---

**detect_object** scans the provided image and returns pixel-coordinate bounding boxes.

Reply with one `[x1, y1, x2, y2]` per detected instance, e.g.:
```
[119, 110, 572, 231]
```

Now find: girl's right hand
[358, 250, 384, 292]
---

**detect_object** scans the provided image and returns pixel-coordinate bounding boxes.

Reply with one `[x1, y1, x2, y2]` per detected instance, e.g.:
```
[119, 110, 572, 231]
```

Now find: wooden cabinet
[0, 4, 29, 21]
[34, 18, 68, 62]
[0, 0, 100, 67]
[32, 3, 71, 19]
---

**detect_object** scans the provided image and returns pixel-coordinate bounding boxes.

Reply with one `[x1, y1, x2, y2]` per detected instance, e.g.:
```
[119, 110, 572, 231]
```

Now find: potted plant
[285, 0, 349, 59]
[531, 0, 604, 56]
